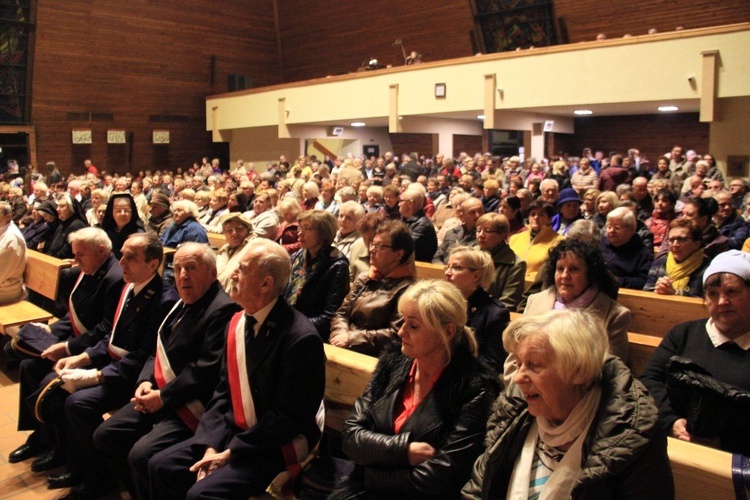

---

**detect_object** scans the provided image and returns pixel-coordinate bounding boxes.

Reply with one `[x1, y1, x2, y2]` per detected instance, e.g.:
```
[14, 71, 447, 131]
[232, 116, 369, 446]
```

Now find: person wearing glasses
[445, 246, 510, 371]
[329, 220, 416, 356]
[474, 212, 526, 312]
[644, 218, 709, 297]
[101, 193, 144, 259]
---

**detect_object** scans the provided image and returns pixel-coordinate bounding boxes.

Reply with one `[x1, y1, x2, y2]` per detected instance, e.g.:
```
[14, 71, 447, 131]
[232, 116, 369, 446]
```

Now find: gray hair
[339, 200, 366, 220]
[247, 239, 291, 296]
[68, 227, 113, 252]
[503, 309, 608, 386]
[171, 200, 200, 219]
[606, 206, 636, 230]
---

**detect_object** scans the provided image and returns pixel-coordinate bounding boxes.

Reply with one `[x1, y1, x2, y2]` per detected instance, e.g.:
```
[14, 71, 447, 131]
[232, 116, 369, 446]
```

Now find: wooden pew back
[24, 250, 72, 300]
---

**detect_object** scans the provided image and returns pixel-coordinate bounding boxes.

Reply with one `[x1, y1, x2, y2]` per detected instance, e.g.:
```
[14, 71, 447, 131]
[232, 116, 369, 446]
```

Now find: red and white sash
[226, 312, 324, 478]
[68, 271, 88, 337]
[107, 283, 133, 360]
[227, 312, 257, 429]
[153, 301, 205, 432]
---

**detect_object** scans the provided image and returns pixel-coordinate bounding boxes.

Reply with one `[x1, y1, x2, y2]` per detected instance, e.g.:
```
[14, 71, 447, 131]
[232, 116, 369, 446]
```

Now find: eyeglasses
[369, 243, 393, 252]
[668, 236, 693, 244]
[446, 264, 477, 272]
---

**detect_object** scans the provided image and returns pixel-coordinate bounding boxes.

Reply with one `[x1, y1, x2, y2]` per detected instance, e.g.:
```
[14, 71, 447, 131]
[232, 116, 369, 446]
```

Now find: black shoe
[59, 479, 116, 500]
[8, 441, 44, 463]
[47, 471, 84, 489]
[31, 448, 65, 472]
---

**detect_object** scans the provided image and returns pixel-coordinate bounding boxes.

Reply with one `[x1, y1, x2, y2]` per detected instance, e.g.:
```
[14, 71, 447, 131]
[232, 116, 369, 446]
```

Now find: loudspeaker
[331, 127, 344, 136]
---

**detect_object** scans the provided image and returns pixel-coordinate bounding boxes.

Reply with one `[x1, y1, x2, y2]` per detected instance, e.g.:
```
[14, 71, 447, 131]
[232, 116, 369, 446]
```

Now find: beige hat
[221, 212, 254, 231]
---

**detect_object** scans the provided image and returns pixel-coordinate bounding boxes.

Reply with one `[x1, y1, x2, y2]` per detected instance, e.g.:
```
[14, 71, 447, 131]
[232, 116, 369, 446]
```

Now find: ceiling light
[658, 106, 679, 112]
[351, 122, 366, 127]
[574, 109, 593, 115]
[477, 114, 486, 120]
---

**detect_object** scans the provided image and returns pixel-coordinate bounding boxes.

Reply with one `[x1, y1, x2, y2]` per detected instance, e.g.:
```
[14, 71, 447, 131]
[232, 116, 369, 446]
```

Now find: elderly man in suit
[148, 238, 325, 500]
[42, 232, 178, 498]
[93, 242, 239, 499]
[8, 228, 124, 470]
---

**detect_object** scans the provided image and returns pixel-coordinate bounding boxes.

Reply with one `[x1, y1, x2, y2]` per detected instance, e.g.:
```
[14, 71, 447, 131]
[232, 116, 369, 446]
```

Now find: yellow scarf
[666, 249, 703, 294]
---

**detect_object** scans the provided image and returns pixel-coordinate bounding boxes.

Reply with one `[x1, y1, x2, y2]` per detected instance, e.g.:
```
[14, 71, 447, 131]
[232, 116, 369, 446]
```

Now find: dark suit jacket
[404, 211, 437, 262]
[468, 288, 510, 369]
[139, 281, 240, 409]
[85, 274, 179, 386]
[53, 253, 125, 355]
[194, 298, 325, 462]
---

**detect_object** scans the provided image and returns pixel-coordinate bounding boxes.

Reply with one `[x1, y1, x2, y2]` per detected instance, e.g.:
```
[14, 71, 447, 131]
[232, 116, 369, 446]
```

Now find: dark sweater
[601, 234, 653, 290]
[640, 319, 750, 436]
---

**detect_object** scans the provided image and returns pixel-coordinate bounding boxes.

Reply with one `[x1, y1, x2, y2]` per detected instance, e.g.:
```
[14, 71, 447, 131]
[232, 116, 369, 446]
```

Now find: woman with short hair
[641, 250, 750, 454]
[463, 309, 673, 499]
[160, 200, 208, 249]
[445, 246, 510, 369]
[508, 200, 563, 275]
[644, 218, 709, 297]
[333, 201, 365, 259]
[334, 280, 500, 499]
[475, 212, 526, 312]
[329, 220, 416, 356]
[284, 210, 349, 340]
[275, 197, 302, 254]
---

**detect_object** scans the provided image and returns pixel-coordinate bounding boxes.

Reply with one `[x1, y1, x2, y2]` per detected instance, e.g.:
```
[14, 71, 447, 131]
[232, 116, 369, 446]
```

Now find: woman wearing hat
[551, 188, 583, 236]
[641, 250, 750, 454]
[215, 213, 254, 293]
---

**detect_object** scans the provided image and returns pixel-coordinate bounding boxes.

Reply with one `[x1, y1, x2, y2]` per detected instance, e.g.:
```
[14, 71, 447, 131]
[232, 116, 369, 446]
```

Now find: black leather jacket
[336, 346, 500, 499]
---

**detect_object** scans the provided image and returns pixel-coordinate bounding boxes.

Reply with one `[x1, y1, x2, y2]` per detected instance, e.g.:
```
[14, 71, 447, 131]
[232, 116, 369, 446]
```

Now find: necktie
[245, 315, 258, 346]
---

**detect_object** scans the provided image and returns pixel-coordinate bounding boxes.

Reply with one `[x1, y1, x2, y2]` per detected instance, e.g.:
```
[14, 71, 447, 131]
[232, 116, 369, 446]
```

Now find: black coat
[284, 246, 350, 340]
[194, 299, 325, 463]
[53, 253, 125, 355]
[337, 347, 500, 499]
[467, 287, 510, 370]
[139, 280, 240, 410]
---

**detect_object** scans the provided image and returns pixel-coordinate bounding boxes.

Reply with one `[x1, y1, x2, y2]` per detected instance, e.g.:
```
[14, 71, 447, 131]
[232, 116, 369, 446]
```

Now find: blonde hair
[448, 245, 495, 289]
[399, 280, 478, 361]
[503, 309, 608, 386]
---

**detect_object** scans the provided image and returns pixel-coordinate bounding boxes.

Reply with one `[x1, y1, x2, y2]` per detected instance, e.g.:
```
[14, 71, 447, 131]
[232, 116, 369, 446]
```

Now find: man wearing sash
[9, 228, 123, 470]
[149, 239, 326, 499]
[43, 233, 178, 498]
[94, 242, 239, 499]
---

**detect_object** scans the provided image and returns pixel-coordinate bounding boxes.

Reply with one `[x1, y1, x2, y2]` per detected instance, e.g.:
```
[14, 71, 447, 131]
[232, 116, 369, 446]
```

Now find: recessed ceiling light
[658, 106, 679, 112]
[477, 114, 486, 120]
[574, 110, 593, 115]
[351, 122, 366, 127]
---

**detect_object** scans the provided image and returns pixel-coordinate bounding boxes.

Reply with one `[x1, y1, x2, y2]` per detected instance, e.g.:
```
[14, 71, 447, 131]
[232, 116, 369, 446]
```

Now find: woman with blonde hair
[593, 190, 619, 229]
[333, 280, 500, 499]
[445, 246, 510, 369]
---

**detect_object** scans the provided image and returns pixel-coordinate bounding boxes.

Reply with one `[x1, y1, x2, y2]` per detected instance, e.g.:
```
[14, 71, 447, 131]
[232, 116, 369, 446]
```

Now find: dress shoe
[31, 449, 65, 472]
[8, 441, 44, 463]
[59, 479, 116, 500]
[47, 471, 84, 489]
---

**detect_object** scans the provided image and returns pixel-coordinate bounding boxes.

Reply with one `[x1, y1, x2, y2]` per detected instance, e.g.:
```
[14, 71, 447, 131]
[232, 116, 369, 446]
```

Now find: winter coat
[334, 347, 500, 499]
[462, 356, 674, 499]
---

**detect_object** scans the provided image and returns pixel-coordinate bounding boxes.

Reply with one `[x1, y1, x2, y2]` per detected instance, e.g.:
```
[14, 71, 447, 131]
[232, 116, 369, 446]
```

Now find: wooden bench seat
[0, 250, 70, 334]
[321, 344, 738, 500]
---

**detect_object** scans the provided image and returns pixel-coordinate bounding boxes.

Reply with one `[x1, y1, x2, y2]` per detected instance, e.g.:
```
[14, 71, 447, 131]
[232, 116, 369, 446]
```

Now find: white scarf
[507, 385, 601, 500]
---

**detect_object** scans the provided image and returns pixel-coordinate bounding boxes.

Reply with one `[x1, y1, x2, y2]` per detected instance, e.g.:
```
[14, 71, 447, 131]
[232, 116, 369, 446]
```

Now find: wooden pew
[24, 250, 71, 301]
[207, 232, 227, 250]
[617, 288, 707, 339]
[0, 250, 71, 334]
[321, 344, 737, 499]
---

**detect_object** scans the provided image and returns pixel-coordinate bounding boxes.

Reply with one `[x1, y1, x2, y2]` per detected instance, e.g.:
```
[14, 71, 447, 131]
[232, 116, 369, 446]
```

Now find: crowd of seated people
[2, 144, 750, 497]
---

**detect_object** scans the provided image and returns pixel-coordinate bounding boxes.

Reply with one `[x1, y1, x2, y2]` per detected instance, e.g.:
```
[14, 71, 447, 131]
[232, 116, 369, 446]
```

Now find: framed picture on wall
[727, 155, 749, 177]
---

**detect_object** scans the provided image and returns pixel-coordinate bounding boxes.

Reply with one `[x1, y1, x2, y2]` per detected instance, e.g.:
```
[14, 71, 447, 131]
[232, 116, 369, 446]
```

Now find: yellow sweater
[509, 225, 564, 274]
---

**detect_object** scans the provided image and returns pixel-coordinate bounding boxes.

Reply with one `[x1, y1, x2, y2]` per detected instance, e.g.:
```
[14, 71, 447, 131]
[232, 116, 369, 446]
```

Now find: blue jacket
[718, 213, 749, 250]
[160, 217, 208, 248]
